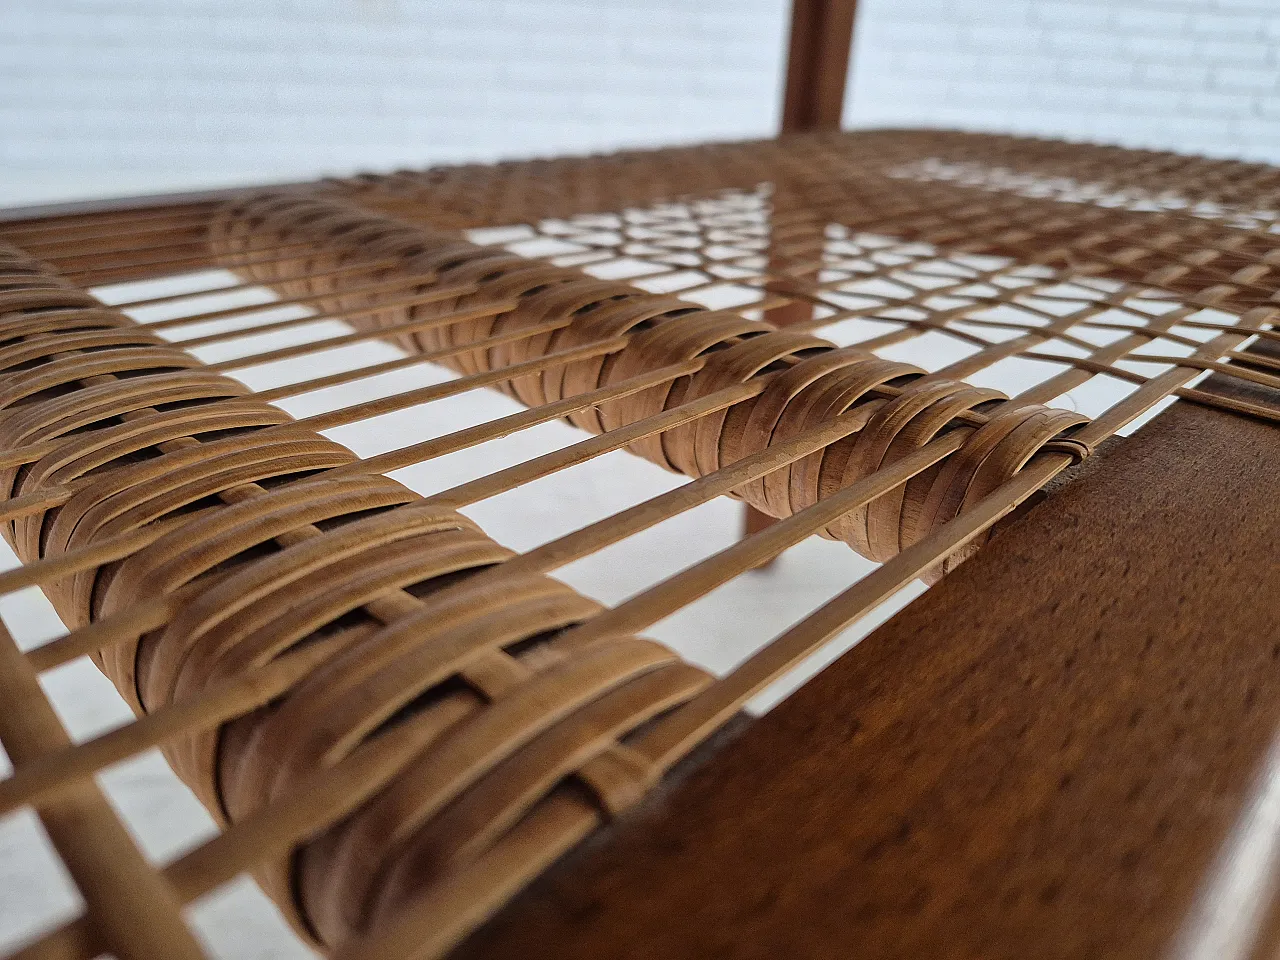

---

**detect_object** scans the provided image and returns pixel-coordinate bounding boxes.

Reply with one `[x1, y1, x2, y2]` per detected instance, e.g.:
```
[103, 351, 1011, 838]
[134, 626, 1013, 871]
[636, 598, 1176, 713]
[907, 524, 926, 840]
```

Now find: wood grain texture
[780, 0, 859, 132]
[6, 127, 1280, 960]
[450, 374, 1280, 960]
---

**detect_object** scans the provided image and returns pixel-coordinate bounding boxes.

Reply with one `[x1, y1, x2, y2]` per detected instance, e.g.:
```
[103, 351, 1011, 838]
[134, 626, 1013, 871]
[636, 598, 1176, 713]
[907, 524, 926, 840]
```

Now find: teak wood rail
[1, 4, 1279, 960]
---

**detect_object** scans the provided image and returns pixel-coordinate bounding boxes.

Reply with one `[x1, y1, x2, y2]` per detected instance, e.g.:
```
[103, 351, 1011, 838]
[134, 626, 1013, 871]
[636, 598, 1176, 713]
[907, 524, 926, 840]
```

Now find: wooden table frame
[3, 3, 1279, 958]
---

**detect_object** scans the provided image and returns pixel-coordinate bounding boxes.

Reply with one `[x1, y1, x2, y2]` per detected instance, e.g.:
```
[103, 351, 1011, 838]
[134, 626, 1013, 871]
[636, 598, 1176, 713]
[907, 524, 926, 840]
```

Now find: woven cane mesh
[0, 130, 1277, 960]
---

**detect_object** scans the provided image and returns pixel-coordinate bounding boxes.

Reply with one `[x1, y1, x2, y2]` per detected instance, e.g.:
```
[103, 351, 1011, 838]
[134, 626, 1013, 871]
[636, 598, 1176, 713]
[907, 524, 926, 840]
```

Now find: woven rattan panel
[0, 130, 1278, 960]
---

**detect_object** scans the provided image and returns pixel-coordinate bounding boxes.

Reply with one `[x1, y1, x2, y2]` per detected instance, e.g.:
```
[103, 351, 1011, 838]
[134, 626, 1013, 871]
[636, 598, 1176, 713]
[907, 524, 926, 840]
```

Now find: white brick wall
[3, 0, 1280, 206]
[849, 0, 1280, 163]
[0, 0, 791, 204]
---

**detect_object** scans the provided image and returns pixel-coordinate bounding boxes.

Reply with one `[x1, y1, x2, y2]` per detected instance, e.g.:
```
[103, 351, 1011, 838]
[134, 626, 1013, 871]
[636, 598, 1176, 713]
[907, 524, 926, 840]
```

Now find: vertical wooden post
[780, 0, 860, 133]
[745, 0, 861, 546]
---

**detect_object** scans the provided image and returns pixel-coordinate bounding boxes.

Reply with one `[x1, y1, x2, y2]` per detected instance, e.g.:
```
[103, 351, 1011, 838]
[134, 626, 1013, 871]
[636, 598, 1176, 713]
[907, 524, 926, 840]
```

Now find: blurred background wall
[3, 0, 1280, 205]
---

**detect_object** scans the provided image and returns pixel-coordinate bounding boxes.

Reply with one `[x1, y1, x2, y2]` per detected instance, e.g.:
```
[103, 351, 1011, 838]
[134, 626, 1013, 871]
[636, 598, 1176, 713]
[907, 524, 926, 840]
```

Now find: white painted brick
[978, 57, 1058, 84]
[1212, 65, 1279, 93]
[1199, 40, 1273, 70]
[1031, 2, 1112, 31]
[1122, 32, 1199, 59]
[1110, 87, 1188, 114]
[1057, 58, 1139, 86]
[1029, 82, 1115, 112]
[1188, 10, 1267, 40]
[1110, 8, 1191, 35]
[1042, 29, 1126, 58]
[942, 0, 1033, 25]
[1185, 89, 1254, 115]
[1254, 96, 1280, 120]
[1140, 62, 1213, 89]
[966, 24, 1037, 50]
[6, 0, 1280, 206]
